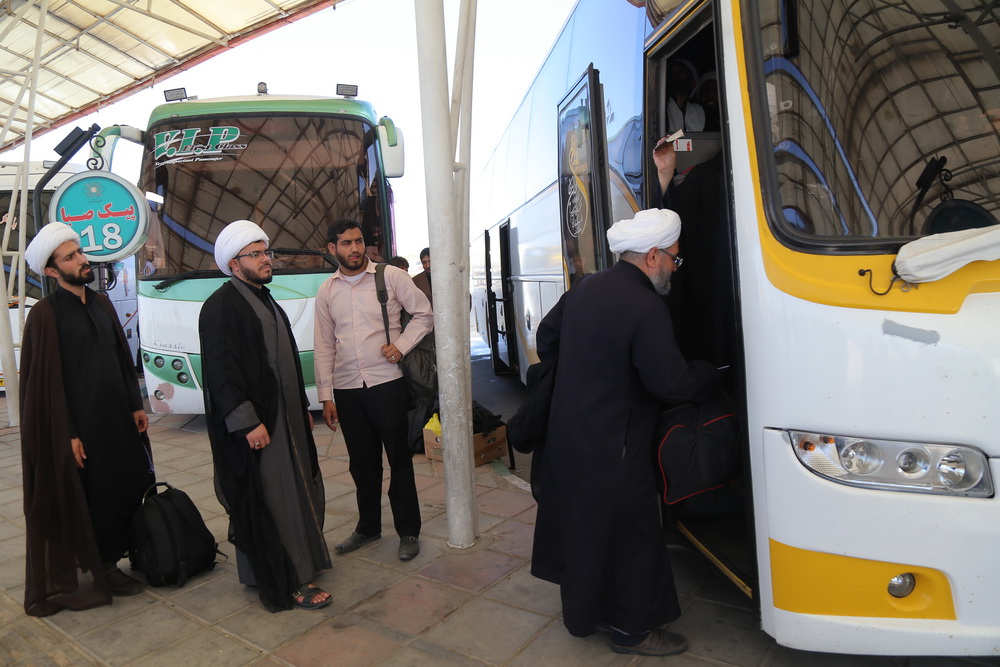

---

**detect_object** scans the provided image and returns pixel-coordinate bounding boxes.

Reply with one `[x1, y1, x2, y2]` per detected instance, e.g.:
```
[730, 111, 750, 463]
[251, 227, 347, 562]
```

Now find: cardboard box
[423, 425, 508, 467]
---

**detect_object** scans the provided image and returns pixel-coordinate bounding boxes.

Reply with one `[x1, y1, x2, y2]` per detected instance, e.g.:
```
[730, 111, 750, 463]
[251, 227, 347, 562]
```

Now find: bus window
[140, 115, 370, 277]
[758, 1, 1000, 242]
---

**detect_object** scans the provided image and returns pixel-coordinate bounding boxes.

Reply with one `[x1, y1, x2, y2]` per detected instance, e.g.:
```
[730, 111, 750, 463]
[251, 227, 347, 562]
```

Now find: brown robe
[20, 290, 152, 617]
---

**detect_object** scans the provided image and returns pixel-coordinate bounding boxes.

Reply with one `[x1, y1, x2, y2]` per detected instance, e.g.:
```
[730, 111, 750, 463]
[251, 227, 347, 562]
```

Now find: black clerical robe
[530, 261, 718, 636]
[199, 280, 328, 612]
[20, 286, 153, 617]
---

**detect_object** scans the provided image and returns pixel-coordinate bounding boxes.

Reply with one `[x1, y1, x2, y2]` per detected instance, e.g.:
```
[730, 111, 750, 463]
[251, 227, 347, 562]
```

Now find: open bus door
[485, 222, 518, 375]
[557, 65, 613, 288]
[644, 5, 754, 601]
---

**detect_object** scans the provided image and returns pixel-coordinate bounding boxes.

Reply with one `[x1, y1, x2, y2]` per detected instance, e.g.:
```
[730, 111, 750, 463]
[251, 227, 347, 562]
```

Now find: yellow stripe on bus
[729, 2, 1000, 315]
[770, 539, 956, 620]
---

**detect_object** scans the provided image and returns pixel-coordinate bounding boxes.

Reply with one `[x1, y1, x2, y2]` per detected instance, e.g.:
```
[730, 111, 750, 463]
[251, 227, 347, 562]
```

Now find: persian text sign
[48, 170, 148, 263]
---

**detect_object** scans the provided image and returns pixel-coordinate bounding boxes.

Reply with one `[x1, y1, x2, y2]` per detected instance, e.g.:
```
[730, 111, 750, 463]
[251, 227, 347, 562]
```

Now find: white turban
[214, 220, 269, 276]
[607, 208, 682, 254]
[25, 222, 81, 276]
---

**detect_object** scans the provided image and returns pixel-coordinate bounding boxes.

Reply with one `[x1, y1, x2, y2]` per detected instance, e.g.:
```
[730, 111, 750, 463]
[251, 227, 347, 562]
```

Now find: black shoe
[334, 532, 381, 554]
[398, 536, 419, 561]
[611, 629, 687, 656]
[103, 564, 143, 597]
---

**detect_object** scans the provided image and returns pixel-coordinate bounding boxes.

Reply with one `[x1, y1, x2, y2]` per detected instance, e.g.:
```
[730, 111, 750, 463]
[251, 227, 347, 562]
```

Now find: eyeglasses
[658, 248, 683, 268]
[234, 250, 274, 261]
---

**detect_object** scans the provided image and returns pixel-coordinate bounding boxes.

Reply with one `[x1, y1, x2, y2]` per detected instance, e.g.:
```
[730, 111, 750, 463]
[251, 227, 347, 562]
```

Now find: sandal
[291, 583, 331, 610]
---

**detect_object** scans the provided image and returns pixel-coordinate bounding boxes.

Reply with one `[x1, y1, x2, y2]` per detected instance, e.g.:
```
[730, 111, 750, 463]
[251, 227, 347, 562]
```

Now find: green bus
[107, 89, 404, 413]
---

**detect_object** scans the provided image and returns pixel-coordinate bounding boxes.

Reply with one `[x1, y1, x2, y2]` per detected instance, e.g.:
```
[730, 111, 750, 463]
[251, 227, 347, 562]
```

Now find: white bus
[472, 0, 1000, 655]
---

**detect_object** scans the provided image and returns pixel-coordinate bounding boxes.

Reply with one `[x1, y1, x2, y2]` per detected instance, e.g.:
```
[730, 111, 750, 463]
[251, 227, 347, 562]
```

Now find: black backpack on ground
[130, 482, 223, 588]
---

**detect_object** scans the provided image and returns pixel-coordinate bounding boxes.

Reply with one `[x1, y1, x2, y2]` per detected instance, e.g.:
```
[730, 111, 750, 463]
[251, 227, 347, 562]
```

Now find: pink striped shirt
[314, 260, 433, 400]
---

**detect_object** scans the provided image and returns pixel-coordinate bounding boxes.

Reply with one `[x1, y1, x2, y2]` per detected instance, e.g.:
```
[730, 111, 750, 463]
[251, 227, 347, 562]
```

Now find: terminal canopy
[0, 0, 345, 153]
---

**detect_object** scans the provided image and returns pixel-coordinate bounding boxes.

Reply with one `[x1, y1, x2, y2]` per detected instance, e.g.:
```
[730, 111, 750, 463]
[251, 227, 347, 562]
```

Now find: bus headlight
[789, 431, 993, 497]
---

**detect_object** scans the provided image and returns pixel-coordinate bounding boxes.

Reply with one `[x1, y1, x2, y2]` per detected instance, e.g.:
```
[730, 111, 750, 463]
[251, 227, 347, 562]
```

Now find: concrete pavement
[0, 355, 999, 665]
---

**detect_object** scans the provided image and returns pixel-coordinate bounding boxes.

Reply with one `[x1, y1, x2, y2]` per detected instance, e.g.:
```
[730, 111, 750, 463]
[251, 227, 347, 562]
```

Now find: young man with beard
[314, 219, 432, 561]
[20, 223, 154, 616]
[199, 220, 331, 612]
[530, 209, 719, 656]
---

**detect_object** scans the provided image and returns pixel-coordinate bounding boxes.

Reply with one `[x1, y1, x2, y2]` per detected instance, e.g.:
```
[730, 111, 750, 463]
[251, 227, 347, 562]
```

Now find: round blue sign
[48, 170, 149, 263]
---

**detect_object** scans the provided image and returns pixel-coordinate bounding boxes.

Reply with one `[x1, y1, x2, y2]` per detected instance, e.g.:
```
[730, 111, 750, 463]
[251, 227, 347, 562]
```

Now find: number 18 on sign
[48, 170, 149, 262]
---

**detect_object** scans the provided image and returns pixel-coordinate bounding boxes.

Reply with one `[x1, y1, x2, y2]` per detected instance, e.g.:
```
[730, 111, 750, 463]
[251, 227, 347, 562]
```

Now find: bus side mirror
[378, 117, 405, 178]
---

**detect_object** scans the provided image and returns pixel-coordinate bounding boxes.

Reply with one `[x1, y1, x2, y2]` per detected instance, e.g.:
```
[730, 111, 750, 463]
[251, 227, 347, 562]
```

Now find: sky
[1, 0, 577, 266]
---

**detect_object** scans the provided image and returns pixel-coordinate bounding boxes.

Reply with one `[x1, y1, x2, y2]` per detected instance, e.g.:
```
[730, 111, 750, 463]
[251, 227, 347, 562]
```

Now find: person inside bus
[20, 223, 155, 615]
[531, 209, 719, 656]
[696, 71, 721, 132]
[653, 136, 735, 369]
[665, 59, 705, 133]
[199, 220, 332, 612]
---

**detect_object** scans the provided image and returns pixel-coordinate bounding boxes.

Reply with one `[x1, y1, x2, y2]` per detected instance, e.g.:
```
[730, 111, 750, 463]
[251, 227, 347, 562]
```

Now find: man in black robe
[531, 209, 718, 656]
[20, 223, 154, 616]
[199, 220, 331, 612]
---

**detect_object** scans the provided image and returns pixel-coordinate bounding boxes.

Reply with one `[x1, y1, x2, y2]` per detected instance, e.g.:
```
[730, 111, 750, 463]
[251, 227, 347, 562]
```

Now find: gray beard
[651, 272, 672, 296]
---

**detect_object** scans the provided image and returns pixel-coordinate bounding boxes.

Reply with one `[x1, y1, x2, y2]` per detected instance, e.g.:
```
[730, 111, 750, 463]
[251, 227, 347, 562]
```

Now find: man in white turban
[606, 207, 683, 296]
[199, 220, 331, 612]
[213, 219, 268, 276]
[20, 223, 154, 614]
[531, 208, 718, 657]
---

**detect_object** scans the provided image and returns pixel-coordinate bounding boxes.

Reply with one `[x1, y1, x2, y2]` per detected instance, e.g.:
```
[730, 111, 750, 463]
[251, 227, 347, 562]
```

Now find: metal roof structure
[0, 0, 346, 154]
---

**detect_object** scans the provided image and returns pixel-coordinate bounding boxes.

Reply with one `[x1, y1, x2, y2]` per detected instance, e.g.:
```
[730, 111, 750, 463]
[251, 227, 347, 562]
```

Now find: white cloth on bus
[894, 225, 1000, 283]
[607, 208, 682, 255]
[214, 220, 269, 276]
[25, 223, 80, 276]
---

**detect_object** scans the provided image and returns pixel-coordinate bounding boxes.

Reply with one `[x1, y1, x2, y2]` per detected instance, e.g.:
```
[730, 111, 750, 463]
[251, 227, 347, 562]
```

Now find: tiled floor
[1, 405, 1000, 665]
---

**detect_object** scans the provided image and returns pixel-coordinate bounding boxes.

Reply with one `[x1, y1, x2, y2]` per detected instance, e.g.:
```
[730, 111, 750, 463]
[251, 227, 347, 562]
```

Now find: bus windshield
[138, 114, 388, 278]
[758, 0, 1000, 244]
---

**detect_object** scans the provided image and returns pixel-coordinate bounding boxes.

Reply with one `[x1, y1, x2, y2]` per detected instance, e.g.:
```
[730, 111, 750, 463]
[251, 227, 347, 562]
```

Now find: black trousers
[334, 378, 420, 538]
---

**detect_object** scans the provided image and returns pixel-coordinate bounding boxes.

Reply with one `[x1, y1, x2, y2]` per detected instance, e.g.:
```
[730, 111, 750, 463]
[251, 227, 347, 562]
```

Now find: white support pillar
[0, 0, 48, 427]
[414, 0, 478, 549]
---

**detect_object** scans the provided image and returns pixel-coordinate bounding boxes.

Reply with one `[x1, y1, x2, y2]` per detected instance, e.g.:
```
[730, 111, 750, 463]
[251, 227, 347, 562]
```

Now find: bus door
[645, 3, 752, 598]
[557, 65, 613, 288]
[486, 221, 518, 375]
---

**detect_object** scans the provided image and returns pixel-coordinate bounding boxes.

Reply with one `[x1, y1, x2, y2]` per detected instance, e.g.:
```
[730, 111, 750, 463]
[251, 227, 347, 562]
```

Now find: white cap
[25, 223, 81, 275]
[607, 208, 682, 254]
[214, 220, 269, 276]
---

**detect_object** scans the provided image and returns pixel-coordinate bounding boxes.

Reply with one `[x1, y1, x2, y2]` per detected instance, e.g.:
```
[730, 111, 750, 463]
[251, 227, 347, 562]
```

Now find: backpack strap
[374, 263, 392, 346]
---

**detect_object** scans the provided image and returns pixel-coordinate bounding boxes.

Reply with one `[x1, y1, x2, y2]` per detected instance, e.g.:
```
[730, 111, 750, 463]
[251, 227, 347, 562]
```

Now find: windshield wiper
[153, 270, 224, 292]
[271, 247, 339, 269]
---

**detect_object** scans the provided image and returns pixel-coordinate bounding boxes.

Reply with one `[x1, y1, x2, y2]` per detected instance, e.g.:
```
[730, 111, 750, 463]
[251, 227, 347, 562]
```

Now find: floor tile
[421, 597, 549, 664]
[135, 626, 262, 666]
[486, 520, 534, 558]
[419, 549, 523, 592]
[42, 590, 157, 637]
[353, 577, 471, 635]
[321, 557, 404, 612]
[475, 488, 536, 519]
[483, 565, 562, 617]
[420, 511, 502, 540]
[75, 604, 200, 665]
[378, 641, 488, 666]
[506, 621, 631, 667]
[275, 618, 400, 666]
[168, 570, 258, 623]
[670, 599, 772, 666]
[217, 600, 334, 651]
